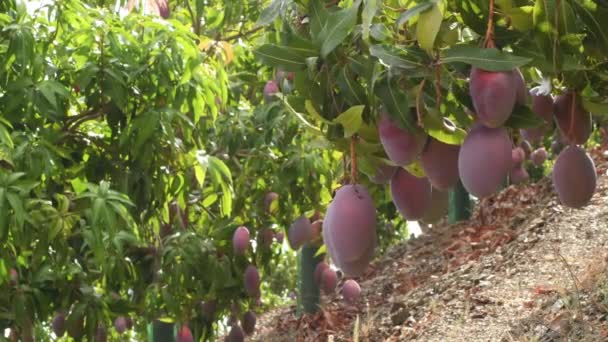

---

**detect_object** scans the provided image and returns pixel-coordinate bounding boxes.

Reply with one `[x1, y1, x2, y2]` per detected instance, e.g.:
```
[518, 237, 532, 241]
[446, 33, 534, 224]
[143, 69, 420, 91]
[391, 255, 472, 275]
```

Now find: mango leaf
[256, 0, 287, 27]
[374, 77, 415, 131]
[572, 1, 608, 54]
[336, 66, 367, 106]
[416, 2, 443, 51]
[309, 0, 329, 41]
[422, 110, 466, 145]
[404, 160, 425, 177]
[314, 244, 327, 257]
[318, 0, 361, 57]
[441, 45, 532, 71]
[504, 104, 545, 129]
[583, 98, 608, 117]
[305, 100, 332, 124]
[333, 105, 365, 137]
[369, 44, 427, 69]
[396, 1, 433, 27]
[361, 0, 378, 41]
[253, 44, 307, 71]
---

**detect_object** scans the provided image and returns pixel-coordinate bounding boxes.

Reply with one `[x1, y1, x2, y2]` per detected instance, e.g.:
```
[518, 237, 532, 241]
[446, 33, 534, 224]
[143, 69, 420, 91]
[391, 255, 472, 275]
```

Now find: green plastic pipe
[297, 244, 323, 314]
[448, 180, 471, 223]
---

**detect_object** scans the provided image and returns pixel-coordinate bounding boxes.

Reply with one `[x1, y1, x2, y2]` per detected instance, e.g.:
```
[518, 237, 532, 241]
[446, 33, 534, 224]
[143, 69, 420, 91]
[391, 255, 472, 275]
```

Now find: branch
[221, 25, 264, 42]
[350, 135, 358, 184]
[416, 78, 427, 127]
[483, 0, 496, 48]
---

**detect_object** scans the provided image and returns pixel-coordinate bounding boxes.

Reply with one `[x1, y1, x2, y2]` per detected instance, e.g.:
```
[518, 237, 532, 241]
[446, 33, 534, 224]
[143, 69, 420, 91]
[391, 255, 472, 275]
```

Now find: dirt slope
[251, 148, 608, 342]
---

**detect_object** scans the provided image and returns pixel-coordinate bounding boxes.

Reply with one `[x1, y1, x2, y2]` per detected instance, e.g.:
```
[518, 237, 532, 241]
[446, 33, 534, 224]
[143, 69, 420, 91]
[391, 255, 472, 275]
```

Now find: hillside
[251, 147, 608, 342]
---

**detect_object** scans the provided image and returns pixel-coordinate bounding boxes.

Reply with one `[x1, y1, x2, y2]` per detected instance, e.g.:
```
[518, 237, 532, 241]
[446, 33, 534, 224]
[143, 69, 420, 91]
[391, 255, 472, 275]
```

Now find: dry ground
[249, 147, 608, 342]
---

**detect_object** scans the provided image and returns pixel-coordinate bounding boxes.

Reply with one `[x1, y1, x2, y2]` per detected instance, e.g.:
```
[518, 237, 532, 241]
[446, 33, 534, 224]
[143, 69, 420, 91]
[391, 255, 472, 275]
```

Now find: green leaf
[504, 104, 545, 129]
[369, 45, 427, 69]
[319, 1, 361, 57]
[374, 77, 415, 131]
[441, 45, 532, 71]
[336, 66, 367, 106]
[305, 100, 332, 124]
[314, 244, 327, 257]
[256, 0, 287, 27]
[416, 2, 443, 51]
[361, 0, 378, 41]
[422, 111, 466, 145]
[404, 160, 425, 177]
[396, 1, 433, 27]
[333, 105, 365, 137]
[253, 44, 307, 71]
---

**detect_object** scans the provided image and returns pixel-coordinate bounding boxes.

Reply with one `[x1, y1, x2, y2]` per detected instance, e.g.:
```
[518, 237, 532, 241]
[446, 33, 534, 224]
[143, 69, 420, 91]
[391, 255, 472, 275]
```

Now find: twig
[416, 78, 427, 127]
[221, 26, 264, 42]
[568, 91, 575, 145]
[483, 0, 496, 48]
[434, 58, 442, 108]
[350, 136, 358, 184]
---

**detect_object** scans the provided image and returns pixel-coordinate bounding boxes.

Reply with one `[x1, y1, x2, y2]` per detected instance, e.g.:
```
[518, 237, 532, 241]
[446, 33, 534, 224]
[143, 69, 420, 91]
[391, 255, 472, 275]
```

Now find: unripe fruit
[244, 265, 260, 298]
[242, 311, 256, 335]
[420, 188, 449, 224]
[259, 228, 275, 249]
[342, 279, 361, 304]
[176, 325, 194, 342]
[125, 317, 133, 330]
[519, 140, 532, 158]
[531, 148, 548, 166]
[458, 124, 513, 198]
[201, 299, 217, 321]
[232, 226, 250, 255]
[226, 325, 245, 342]
[554, 92, 592, 145]
[421, 138, 460, 190]
[552, 145, 597, 208]
[157, 0, 170, 18]
[320, 268, 338, 294]
[95, 325, 107, 342]
[9, 268, 18, 285]
[378, 112, 426, 166]
[314, 261, 330, 285]
[511, 68, 528, 105]
[67, 316, 84, 339]
[512, 147, 526, 165]
[520, 126, 546, 145]
[390, 168, 432, 220]
[322, 185, 377, 277]
[510, 165, 529, 184]
[263, 192, 279, 213]
[263, 81, 279, 102]
[52, 312, 66, 337]
[275, 231, 284, 244]
[114, 316, 127, 334]
[470, 68, 516, 127]
[310, 220, 323, 244]
[288, 215, 312, 250]
[369, 163, 398, 185]
[532, 94, 554, 122]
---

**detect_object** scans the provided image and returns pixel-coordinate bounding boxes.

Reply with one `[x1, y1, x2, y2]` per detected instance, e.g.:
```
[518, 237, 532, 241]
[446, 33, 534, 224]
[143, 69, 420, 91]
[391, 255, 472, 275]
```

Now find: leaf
[336, 66, 367, 106]
[253, 44, 307, 71]
[374, 77, 415, 131]
[333, 105, 365, 137]
[305, 100, 332, 124]
[256, 0, 286, 27]
[416, 2, 443, 51]
[572, 1, 608, 54]
[422, 111, 466, 145]
[396, 1, 433, 27]
[441, 45, 532, 71]
[369, 45, 427, 69]
[404, 160, 425, 177]
[582, 98, 608, 117]
[314, 244, 327, 257]
[504, 104, 545, 129]
[361, 0, 378, 41]
[319, 0, 361, 57]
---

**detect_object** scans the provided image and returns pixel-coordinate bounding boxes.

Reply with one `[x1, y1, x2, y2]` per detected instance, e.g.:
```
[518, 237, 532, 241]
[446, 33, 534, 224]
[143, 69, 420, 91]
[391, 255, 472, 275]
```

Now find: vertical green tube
[148, 320, 176, 342]
[448, 180, 471, 223]
[298, 245, 322, 314]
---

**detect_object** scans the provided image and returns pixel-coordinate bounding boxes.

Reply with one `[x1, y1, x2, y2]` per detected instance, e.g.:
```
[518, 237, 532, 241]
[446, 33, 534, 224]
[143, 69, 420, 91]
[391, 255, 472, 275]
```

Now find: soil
[249, 147, 608, 342]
